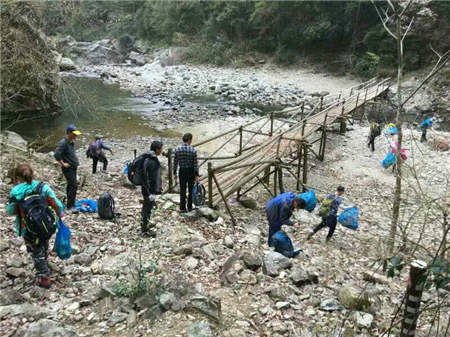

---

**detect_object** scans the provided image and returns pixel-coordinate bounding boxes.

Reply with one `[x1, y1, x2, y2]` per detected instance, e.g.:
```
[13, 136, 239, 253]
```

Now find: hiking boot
[37, 275, 51, 289]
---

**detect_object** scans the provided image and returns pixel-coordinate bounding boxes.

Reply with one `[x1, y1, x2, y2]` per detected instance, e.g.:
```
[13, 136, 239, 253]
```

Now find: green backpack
[319, 198, 334, 218]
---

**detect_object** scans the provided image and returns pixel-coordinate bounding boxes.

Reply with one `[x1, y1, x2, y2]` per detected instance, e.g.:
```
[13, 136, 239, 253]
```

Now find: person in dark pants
[6, 164, 64, 288]
[87, 135, 113, 174]
[266, 192, 307, 247]
[141, 141, 163, 237]
[54, 124, 80, 209]
[367, 122, 381, 152]
[173, 133, 199, 213]
[307, 186, 345, 242]
[420, 116, 433, 143]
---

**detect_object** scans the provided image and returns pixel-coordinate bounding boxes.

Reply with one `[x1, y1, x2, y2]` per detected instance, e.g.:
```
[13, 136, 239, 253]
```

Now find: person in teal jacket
[6, 164, 64, 288]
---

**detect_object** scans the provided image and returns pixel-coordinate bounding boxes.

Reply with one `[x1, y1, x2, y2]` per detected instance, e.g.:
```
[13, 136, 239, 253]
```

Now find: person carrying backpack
[307, 186, 345, 242]
[87, 135, 113, 174]
[6, 164, 64, 288]
[266, 192, 307, 247]
[367, 121, 381, 152]
[140, 141, 163, 237]
[54, 124, 80, 210]
[420, 116, 433, 142]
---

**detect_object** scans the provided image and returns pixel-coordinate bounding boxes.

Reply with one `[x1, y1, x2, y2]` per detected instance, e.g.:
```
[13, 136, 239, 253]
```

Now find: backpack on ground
[192, 183, 206, 206]
[97, 192, 115, 219]
[318, 197, 334, 219]
[12, 182, 57, 241]
[272, 231, 300, 258]
[127, 152, 152, 186]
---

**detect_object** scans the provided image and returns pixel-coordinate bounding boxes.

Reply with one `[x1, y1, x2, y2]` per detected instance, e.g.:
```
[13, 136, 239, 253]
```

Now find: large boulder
[59, 57, 76, 71]
[24, 319, 77, 337]
[239, 197, 258, 210]
[1, 130, 28, 148]
[128, 51, 148, 66]
[198, 207, 219, 222]
[262, 252, 292, 277]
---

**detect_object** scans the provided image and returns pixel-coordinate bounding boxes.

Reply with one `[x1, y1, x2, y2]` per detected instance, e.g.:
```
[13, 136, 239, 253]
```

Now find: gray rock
[185, 256, 199, 270]
[6, 267, 26, 278]
[198, 207, 219, 221]
[74, 253, 94, 266]
[128, 51, 147, 66]
[223, 235, 234, 248]
[320, 298, 341, 312]
[275, 301, 290, 309]
[159, 292, 176, 311]
[242, 252, 262, 271]
[290, 268, 319, 287]
[1, 130, 28, 148]
[127, 310, 137, 327]
[59, 57, 76, 71]
[24, 319, 77, 337]
[352, 311, 374, 329]
[0, 238, 9, 252]
[239, 269, 257, 285]
[173, 243, 193, 256]
[187, 295, 221, 322]
[0, 289, 25, 306]
[186, 320, 214, 337]
[107, 311, 128, 327]
[0, 303, 49, 320]
[338, 285, 371, 311]
[239, 197, 258, 209]
[262, 252, 292, 277]
[135, 294, 158, 310]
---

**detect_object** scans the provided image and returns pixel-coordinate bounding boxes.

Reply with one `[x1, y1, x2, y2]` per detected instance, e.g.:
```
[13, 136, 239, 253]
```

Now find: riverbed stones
[186, 320, 214, 337]
[159, 292, 176, 311]
[338, 285, 371, 311]
[23, 319, 77, 337]
[107, 311, 128, 327]
[262, 252, 292, 277]
[198, 207, 219, 222]
[352, 311, 374, 329]
[290, 268, 319, 287]
[320, 298, 341, 312]
[242, 251, 262, 271]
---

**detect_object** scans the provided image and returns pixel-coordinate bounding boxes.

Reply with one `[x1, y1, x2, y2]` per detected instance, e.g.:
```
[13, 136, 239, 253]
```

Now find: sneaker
[37, 275, 51, 289]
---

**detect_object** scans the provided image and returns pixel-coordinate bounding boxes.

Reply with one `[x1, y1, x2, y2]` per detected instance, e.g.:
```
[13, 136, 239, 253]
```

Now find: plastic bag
[54, 219, 72, 260]
[338, 206, 359, 230]
[123, 162, 129, 175]
[74, 199, 97, 213]
[382, 152, 395, 168]
[385, 126, 398, 135]
[297, 190, 317, 212]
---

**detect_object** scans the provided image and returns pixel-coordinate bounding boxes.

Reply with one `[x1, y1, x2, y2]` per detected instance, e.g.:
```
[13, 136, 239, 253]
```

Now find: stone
[128, 51, 147, 66]
[202, 244, 215, 260]
[275, 301, 290, 310]
[185, 256, 199, 270]
[59, 57, 76, 71]
[187, 295, 221, 322]
[74, 253, 94, 266]
[173, 243, 193, 255]
[262, 252, 292, 277]
[222, 329, 246, 337]
[223, 235, 234, 248]
[239, 197, 258, 210]
[338, 285, 371, 311]
[242, 252, 262, 271]
[135, 294, 158, 310]
[320, 298, 341, 312]
[290, 268, 319, 287]
[6, 267, 26, 278]
[159, 292, 176, 311]
[198, 207, 219, 221]
[0, 304, 49, 320]
[0, 238, 10, 252]
[1, 130, 28, 148]
[90, 261, 103, 274]
[66, 302, 80, 312]
[0, 289, 25, 306]
[186, 320, 214, 337]
[127, 310, 137, 327]
[24, 319, 77, 337]
[362, 271, 390, 284]
[245, 225, 261, 247]
[107, 311, 128, 327]
[239, 269, 257, 285]
[352, 311, 374, 329]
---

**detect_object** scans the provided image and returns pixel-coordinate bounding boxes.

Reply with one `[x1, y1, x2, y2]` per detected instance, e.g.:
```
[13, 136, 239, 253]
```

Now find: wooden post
[340, 99, 346, 135]
[296, 143, 302, 191]
[238, 126, 243, 155]
[208, 162, 213, 208]
[302, 143, 308, 192]
[319, 96, 324, 110]
[278, 165, 285, 194]
[212, 173, 236, 227]
[355, 92, 360, 109]
[263, 166, 271, 184]
[168, 148, 173, 192]
[134, 149, 137, 159]
[273, 165, 278, 196]
[319, 113, 328, 161]
[301, 101, 305, 120]
[400, 260, 427, 337]
[270, 112, 274, 136]
[350, 88, 353, 96]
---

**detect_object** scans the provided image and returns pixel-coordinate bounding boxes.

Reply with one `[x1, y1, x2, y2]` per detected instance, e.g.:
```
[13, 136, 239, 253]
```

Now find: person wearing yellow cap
[54, 124, 81, 209]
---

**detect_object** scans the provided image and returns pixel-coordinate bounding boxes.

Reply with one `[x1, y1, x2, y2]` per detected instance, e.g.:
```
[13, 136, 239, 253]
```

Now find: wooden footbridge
[166, 77, 390, 224]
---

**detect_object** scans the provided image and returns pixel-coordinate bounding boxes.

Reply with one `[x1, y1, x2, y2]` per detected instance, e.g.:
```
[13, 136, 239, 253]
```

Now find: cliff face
[0, 1, 60, 123]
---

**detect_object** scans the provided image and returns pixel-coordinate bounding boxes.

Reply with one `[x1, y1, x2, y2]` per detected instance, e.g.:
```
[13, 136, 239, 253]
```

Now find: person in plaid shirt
[173, 133, 199, 212]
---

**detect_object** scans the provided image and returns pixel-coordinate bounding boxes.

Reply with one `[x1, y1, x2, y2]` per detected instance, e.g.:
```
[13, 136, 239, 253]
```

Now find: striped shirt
[173, 143, 199, 176]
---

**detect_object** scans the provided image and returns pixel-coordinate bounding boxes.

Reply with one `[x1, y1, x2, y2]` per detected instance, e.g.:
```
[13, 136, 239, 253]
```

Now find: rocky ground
[1, 118, 449, 337]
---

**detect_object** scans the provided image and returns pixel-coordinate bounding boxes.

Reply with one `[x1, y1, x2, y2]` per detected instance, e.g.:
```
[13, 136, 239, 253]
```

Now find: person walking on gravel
[87, 134, 113, 174]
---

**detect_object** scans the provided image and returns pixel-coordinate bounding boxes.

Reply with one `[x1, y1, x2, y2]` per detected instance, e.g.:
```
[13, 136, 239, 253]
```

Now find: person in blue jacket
[266, 192, 307, 247]
[87, 135, 113, 174]
[6, 164, 64, 288]
[420, 116, 433, 142]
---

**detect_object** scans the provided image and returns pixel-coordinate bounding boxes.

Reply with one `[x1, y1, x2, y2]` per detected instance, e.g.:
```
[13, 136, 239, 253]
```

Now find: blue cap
[66, 124, 81, 135]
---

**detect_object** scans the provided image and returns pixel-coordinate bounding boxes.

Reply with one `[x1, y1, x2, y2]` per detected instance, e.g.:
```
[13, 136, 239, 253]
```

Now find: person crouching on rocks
[87, 135, 113, 174]
[141, 141, 163, 238]
[6, 164, 64, 288]
[266, 192, 307, 247]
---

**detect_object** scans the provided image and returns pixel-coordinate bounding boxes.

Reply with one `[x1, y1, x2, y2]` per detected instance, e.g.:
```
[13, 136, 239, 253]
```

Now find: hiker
[367, 121, 381, 152]
[87, 135, 113, 174]
[266, 192, 307, 247]
[420, 116, 433, 142]
[6, 164, 64, 288]
[173, 133, 199, 213]
[54, 124, 80, 209]
[307, 186, 345, 242]
[141, 140, 163, 237]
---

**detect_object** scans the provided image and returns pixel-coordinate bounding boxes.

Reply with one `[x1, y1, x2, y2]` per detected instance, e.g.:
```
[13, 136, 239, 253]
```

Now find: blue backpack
[272, 231, 301, 258]
[297, 190, 317, 212]
[382, 152, 395, 168]
[338, 206, 359, 230]
[75, 199, 97, 213]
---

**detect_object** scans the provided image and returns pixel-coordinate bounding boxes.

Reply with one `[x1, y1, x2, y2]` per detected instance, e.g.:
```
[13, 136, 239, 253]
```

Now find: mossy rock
[338, 285, 371, 311]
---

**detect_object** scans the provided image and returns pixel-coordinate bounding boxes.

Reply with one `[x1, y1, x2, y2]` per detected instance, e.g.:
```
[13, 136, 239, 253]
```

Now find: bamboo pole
[212, 173, 236, 227]
[168, 148, 173, 192]
[302, 142, 308, 192]
[208, 162, 213, 208]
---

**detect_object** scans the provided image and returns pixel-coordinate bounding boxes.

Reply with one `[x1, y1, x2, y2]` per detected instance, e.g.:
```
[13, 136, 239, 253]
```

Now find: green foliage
[384, 256, 405, 278]
[354, 51, 381, 79]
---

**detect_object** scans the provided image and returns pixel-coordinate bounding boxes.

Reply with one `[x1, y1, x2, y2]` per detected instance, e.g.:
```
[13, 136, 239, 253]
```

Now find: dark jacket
[54, 138, 79, 168]
[266, 192, 296, 227]
[144, 151, 162, 195]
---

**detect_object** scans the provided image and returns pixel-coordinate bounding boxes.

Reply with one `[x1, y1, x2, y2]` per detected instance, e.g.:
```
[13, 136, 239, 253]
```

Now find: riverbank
[1, 121, 449, 337]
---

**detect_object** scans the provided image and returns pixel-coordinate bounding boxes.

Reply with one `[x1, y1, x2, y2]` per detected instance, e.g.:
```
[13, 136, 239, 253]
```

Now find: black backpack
[98, 192, 115, 219]
[12, 182, 56, 241]
[192, 183, 206, 206]
[127, 152, 152, 186]
[86, 141, 100, 159]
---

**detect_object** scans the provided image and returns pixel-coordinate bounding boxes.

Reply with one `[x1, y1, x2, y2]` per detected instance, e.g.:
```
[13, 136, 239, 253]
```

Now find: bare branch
[372, 0, 398, 40]
[400, 0, 415, 18]
[401, 17, 415, 43]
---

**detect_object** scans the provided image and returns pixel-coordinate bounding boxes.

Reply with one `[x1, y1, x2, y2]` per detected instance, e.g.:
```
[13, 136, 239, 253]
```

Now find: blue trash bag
[54, 219, 72, 260]
[75, 199, 97, 213]
[382, 152, 396, 169]
[297, 190, 317, 212]
[338, 206, 359, 230]
[420, 118, 432, 129]
[123, 162, 129, 175]
[272, 231, 301, 258]
[386, 126, 398, 135]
